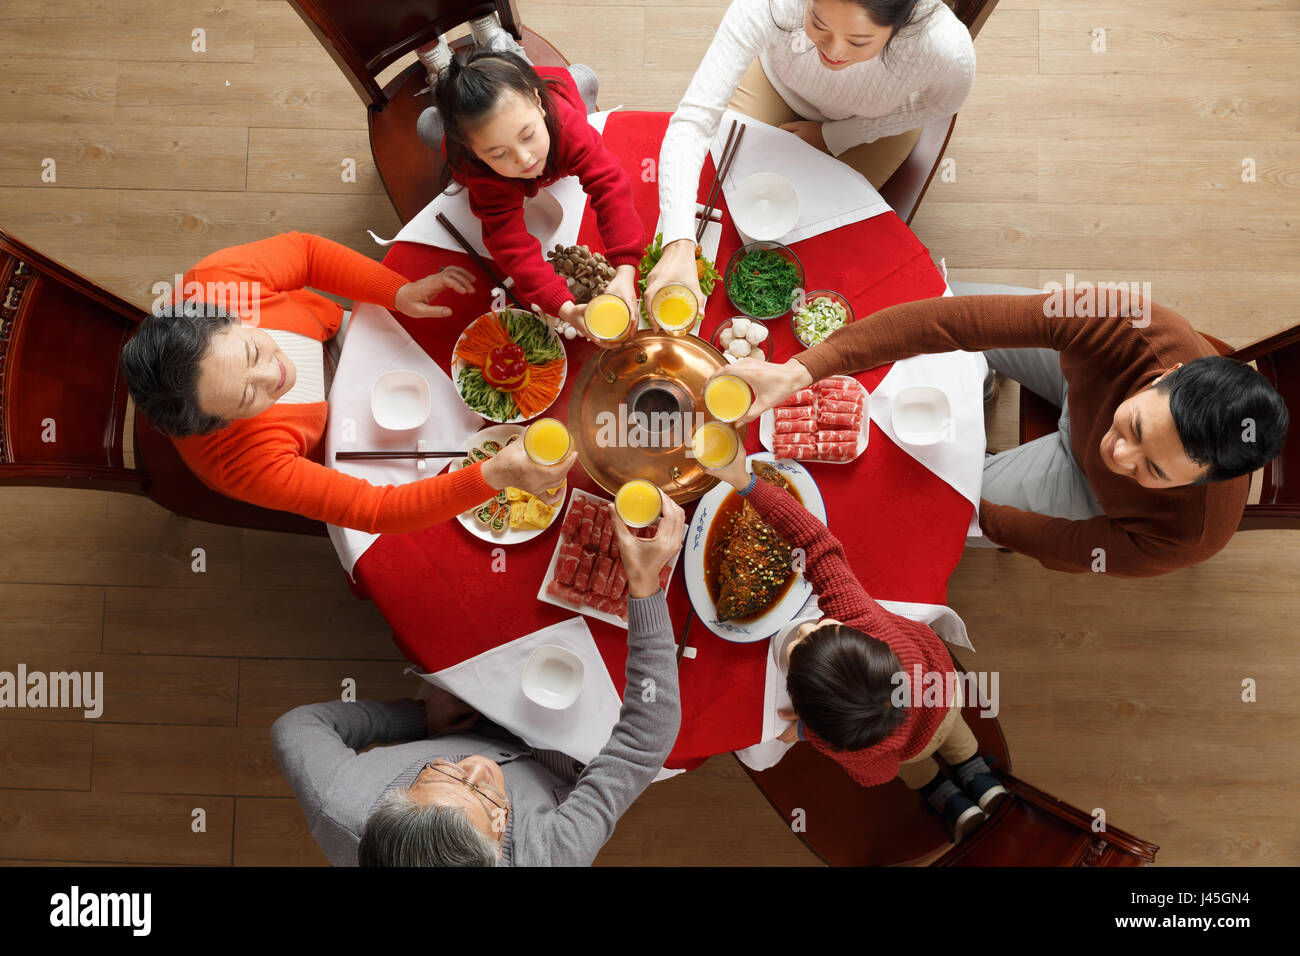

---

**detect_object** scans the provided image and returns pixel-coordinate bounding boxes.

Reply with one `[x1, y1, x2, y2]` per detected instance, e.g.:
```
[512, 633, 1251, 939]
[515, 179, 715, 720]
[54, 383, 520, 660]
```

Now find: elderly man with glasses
[271, 498, 686, 867]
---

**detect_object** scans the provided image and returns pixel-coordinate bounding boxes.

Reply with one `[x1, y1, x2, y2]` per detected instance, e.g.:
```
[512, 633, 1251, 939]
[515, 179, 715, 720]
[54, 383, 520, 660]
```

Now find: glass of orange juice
[523, 418, 572, 466]
[704, 373, 753, 423]
[692, 421, 740, 469]
[615, 479, 663, 528]
[651, 283, 699, 336]
[584, 293, 633, 344]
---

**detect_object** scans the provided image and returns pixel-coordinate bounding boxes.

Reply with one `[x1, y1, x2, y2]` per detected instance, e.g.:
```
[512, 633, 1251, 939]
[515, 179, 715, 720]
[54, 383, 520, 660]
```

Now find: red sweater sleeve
[187, 232, 408, 316]
[180, 417, 497, 534]
[549, 74, 644, 271]
[743, 479, 901, 636]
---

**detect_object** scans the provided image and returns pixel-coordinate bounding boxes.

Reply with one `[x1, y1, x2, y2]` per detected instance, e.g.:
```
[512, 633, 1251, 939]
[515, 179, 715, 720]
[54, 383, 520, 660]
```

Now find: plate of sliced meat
[684, 454, 826, 643]
[538, 488, 681, 629]
[759, 375, 870, 464]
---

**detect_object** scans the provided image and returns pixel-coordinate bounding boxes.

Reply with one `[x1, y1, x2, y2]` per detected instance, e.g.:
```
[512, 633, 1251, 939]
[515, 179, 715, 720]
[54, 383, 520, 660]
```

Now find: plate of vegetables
[450, 425, 567, 541]
[637, 232, 722, 330]
[452, 309, 567, 423]
[725, 242, 805, 320]
[792, 290, 855, 348]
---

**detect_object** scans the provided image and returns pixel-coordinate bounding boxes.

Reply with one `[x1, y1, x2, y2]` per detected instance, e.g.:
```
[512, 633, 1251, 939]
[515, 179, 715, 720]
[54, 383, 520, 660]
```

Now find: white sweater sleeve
[821, 16, 975, 154]
[657, 0, 777, 245]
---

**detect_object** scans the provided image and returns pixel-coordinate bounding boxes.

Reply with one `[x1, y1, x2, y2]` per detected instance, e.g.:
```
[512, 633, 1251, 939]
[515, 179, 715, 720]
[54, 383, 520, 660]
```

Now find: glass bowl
[724, 241, 805, 321]
[710, 317, 775, 363]
[791, 290, 855, 348]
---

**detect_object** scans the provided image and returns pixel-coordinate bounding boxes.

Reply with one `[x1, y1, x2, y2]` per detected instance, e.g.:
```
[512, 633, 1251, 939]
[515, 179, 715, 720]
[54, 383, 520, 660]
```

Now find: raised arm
[528, 502, 685, 866]
[657, 0, 777, 245]
[270, 699, 428, 830]
[187, 232, 410, 318]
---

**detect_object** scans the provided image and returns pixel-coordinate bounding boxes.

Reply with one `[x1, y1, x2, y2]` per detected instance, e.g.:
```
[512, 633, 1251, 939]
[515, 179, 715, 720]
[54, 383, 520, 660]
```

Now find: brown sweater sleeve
[979, 502, 1213, 577]
[794, 293, 1130, 382]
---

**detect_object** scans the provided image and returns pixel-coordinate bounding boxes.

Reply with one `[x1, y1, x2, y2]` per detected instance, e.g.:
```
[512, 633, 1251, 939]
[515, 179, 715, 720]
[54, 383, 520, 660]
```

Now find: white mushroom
[727, 339, 752, 358]
[564, 325, 578, 340]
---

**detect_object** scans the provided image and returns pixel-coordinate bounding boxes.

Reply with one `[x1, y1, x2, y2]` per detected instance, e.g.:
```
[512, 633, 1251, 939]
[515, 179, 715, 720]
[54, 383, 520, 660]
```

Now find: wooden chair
[877, 0, 1001, 225]
[286, 0, 572, 224]
[1018, 327, 1299, 531]
[739, 650, 1012, 866]
[0, 229, 327, 537]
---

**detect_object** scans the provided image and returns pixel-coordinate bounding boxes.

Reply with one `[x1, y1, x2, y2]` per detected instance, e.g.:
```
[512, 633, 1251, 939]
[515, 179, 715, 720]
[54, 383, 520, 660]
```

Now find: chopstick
[695, 209, 722, 225]
[697, 120, 737, 242]
[336, 451, 468, 460]
[435, 212, 528, 311]
[676, 609, 695, 662]
[697, 121, 746, 243]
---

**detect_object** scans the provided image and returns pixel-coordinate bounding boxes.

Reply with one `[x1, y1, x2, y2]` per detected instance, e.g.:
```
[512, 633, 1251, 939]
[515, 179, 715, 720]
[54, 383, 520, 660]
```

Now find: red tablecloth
[350, 111, 964, 769]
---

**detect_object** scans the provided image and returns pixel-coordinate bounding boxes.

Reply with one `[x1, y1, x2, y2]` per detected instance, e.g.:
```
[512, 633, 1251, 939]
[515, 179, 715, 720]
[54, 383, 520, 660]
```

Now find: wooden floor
[1, 1, 1297, 866]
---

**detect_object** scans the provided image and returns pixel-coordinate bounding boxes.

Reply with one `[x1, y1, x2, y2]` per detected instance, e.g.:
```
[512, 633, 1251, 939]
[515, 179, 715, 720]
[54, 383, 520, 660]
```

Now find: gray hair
[358, 786, 500, 867]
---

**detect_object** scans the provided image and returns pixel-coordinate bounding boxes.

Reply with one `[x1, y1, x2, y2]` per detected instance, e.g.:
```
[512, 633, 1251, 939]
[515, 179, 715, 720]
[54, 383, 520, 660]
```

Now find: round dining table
[346, 110, 968, 770]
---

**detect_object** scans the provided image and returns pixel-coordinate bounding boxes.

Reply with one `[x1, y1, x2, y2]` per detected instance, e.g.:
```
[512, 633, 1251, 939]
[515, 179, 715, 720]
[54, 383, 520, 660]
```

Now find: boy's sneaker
[942, 791, 988, 843]
[963, 771, 1010, 813]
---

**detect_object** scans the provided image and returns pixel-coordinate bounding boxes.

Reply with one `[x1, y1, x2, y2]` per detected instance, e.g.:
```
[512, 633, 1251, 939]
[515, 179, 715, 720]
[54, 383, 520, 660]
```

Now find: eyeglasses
[419, 759, 511, 829]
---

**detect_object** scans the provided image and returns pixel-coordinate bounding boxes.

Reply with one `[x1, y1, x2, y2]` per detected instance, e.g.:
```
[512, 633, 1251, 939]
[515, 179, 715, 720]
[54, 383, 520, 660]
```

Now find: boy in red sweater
[706, 454, 1009, 841]
[434, 51, 644, 341]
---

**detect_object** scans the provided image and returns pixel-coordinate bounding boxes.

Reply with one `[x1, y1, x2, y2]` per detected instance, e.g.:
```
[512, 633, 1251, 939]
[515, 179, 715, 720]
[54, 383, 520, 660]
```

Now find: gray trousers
[946, 282, 1105, 545]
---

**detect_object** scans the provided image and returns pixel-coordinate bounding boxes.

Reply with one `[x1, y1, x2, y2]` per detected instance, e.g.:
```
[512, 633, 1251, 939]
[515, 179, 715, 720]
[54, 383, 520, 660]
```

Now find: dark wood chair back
[0, 229, 326, 536]
[932, 770, 1159, 866]
[285, 0, 523, 108]
[878, 0, 1001, 224]
[0, 229, 146, 494]
[286, 0, 571, 222]
[1018, 328, 1298, 530]
[739, 650, 1012, 866]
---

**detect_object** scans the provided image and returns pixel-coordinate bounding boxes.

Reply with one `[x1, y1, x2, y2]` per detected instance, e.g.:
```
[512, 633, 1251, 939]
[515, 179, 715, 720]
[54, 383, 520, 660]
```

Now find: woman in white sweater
[644, 0, 975, 310]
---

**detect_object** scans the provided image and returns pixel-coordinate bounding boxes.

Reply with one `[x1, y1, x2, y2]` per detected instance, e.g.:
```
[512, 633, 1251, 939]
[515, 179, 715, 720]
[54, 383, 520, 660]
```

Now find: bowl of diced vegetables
[791, 290, 855, 348]
[711, 317, 773, 363]
[724, 242, 805, 321]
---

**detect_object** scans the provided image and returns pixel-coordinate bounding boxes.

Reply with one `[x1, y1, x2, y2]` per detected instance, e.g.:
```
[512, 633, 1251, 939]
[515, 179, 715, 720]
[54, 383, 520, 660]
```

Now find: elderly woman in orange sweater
[121, 232, 575, 533]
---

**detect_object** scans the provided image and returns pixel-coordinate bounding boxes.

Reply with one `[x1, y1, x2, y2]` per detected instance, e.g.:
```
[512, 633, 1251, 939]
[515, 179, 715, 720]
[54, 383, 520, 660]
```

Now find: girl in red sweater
[705, 453, 1010, 842]
[434, 51, 645, 342]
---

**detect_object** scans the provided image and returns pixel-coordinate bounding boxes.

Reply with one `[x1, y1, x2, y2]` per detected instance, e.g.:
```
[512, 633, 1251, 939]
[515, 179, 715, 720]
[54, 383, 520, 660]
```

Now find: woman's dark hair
[434, 48, 562, 190]
[786, 623, 908, 751]
[120, 301, 236, 438]
[1156, 356, 1289, 484]
[769, 0, 937, 68]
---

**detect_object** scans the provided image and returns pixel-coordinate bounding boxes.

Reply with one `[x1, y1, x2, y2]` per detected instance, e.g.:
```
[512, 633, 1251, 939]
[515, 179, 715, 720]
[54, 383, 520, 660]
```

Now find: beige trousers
[727, 58, 923, 190]
[894, 678, 981, 789]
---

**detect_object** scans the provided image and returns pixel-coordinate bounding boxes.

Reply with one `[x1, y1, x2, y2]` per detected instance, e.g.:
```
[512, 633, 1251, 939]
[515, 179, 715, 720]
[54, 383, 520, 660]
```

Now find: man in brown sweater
[723, 292, 1288, 577]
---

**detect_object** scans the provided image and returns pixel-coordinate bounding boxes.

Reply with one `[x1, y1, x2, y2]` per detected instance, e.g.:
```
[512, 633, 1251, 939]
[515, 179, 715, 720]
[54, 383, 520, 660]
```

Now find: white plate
[683, 453, 826, 643]
[730, 172, 800, 243]
[450, 424, 566, 545]
[891, 385, 952, 446]
[451, 310, 567, 424]
[537, 488, 683, 629]
[759, 376, 870, 464]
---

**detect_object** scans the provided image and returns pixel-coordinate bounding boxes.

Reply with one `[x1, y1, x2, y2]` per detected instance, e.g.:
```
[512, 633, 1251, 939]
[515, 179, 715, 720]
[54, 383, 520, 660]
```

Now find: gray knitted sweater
[270, 593, 679, 866]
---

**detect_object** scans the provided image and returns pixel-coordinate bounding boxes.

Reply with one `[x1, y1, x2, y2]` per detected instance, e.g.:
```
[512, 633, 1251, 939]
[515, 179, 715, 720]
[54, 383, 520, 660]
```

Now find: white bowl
[521, 644, 585, 710]
[890, 385, 952, 446]
[371, 370, 431, 430]
[730, 172, 800, 242]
